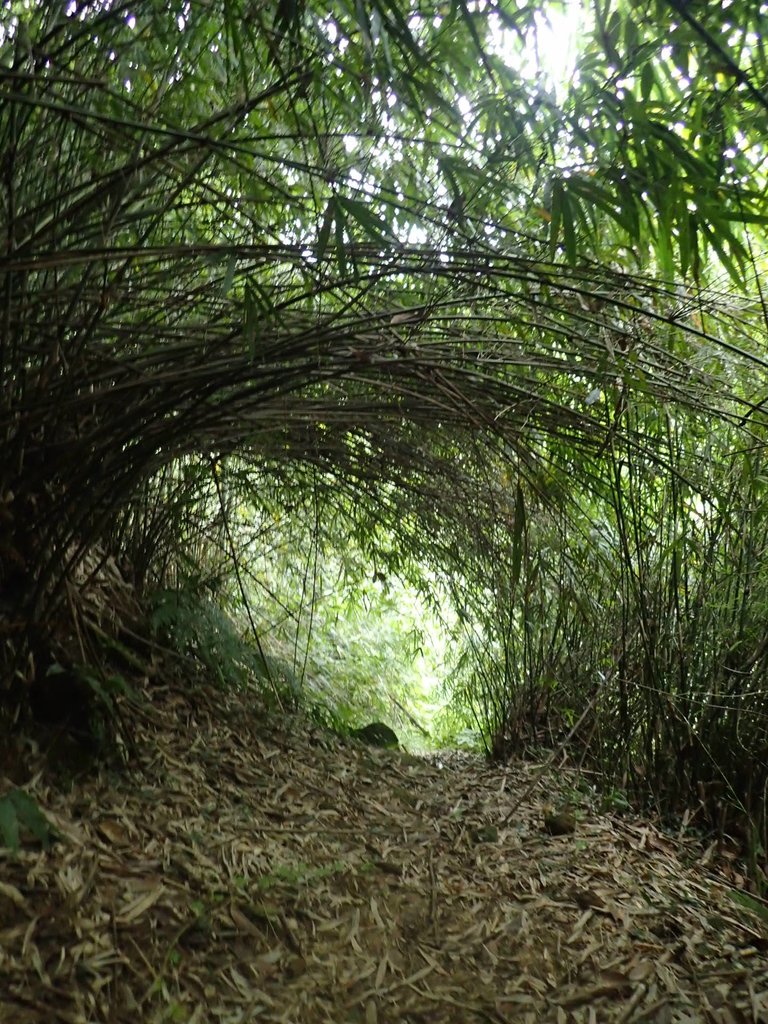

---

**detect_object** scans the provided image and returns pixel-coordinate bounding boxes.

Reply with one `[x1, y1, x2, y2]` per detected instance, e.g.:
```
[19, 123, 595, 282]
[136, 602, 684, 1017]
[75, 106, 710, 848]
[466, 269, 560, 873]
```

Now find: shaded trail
[1, 683, 767, 1023]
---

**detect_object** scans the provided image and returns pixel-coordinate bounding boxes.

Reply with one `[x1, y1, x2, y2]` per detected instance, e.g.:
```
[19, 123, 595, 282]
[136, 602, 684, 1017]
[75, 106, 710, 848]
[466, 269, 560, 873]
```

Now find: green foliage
[430, 711, 483, 753]
[237, 512, 444, 740]
[452, 425, 768, 867]
[728, 888, 768, 927]
[0, 789, 56, 854]
[2, 0, 767, 600]
[257, 860, 346, 892]
[149, 584, 301, 709]
[76, 668, 139, 724]
[26, 659, 136, 762]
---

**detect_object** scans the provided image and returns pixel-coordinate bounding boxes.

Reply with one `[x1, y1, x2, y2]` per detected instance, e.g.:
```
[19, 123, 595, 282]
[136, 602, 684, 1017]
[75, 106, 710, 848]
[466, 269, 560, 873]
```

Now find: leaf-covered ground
[1, 683, 767, 1024]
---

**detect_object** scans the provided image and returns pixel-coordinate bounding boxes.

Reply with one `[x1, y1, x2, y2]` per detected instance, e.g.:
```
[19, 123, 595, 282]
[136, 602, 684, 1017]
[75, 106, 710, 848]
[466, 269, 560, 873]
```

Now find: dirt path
[1, 684, 767, 1023]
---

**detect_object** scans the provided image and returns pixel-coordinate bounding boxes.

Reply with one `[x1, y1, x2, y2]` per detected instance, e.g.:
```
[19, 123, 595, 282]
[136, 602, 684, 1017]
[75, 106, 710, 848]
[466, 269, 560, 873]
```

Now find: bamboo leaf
[561, 188, 577, 265]
[317, 197, 336, 263]
[549, 179, 563, 260]
[244, 285, 258, 361]
[220, 253, 236, 298]
[0, 796, 19, 853]
[9, 790, 54, 850]
[640, 62, 655, 101]
[511, 480, 526, 592]
[337, 196, 397, 243]
[334, 198, 348, 277]
[274, 0, 303, 36]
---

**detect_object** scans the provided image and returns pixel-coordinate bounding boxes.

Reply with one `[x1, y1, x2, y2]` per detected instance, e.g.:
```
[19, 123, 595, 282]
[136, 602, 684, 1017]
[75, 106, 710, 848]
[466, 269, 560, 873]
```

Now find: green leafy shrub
[149, 585, 301, 709]
[0, 789, 56, 854]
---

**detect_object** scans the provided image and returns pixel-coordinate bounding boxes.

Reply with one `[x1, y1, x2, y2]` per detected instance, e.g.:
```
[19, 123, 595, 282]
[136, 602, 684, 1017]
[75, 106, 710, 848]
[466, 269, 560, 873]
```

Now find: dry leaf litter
[1, 682, 768, 1024]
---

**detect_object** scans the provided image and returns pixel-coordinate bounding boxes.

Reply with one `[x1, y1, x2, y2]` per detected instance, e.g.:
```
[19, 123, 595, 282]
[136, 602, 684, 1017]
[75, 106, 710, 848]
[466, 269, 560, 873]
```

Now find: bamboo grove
[2, 0, 768, 865]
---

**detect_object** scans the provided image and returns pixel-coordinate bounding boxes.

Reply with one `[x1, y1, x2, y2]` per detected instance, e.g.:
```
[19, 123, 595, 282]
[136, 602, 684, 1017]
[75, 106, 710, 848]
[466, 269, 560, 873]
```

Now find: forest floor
[2, 681, 768, 1024]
